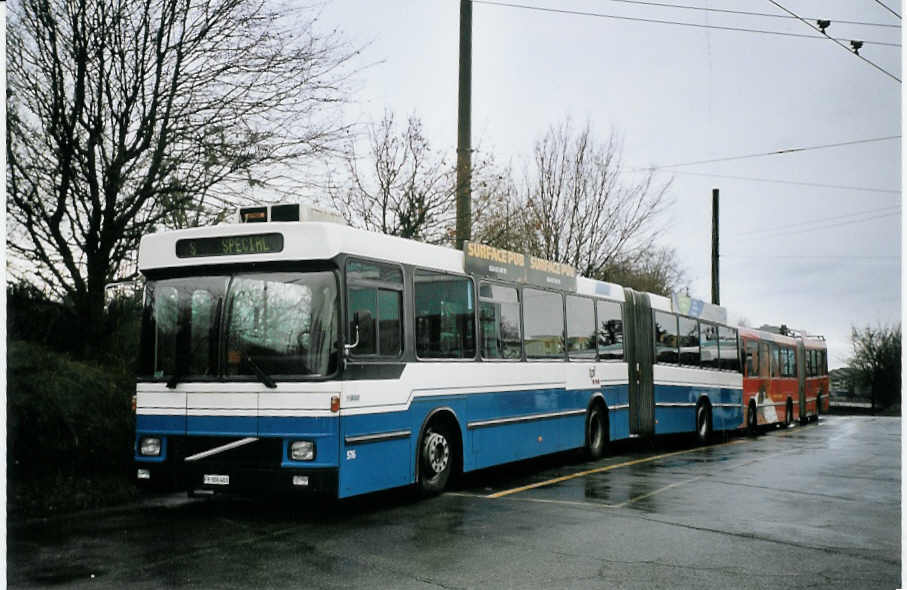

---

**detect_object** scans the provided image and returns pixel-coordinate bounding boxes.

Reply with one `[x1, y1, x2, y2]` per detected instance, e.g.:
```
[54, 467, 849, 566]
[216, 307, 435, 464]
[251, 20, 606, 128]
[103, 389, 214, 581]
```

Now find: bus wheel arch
[415, 407, 462, 495]
[695, 397, 713, 444]
[584, 396, 609, 460]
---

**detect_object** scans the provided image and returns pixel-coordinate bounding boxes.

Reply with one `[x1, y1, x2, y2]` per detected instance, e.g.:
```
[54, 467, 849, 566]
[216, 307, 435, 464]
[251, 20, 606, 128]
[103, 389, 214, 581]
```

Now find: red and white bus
[739, 327, 829, 432]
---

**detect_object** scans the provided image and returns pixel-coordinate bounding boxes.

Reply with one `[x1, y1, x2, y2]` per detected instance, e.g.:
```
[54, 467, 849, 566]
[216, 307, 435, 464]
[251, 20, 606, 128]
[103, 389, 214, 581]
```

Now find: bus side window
[653, 311, 678, 364]
[346, 259, 403, 357]
[524, 288, 565, 359]
[770, 343, 781, 378]
[414, 270, 476, 359]
[758, 342, 770, 378]
[718, 326, 740, 372]
[566, 295, 596, 360]
[699, 322, 719, 369]
[677, 316, 699, 366]
[479, 283, 521, 360]
[596, 300, 623, 361]
[744, 340, 758, 377]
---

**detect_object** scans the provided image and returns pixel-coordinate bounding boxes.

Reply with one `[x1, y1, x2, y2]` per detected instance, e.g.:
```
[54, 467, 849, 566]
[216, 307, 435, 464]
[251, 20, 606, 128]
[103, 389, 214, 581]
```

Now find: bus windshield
[140, 271, 340, 381]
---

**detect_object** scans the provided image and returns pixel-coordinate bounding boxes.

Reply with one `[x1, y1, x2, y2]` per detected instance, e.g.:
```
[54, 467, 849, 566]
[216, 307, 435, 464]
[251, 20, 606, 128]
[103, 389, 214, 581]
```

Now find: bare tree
[597, 247, 685, 296]
[475, 119, 674, 283]
[327, 112, 454, 243]
[849, 323, 901, 411]
[7, 0, 356, 351]
[327, 111, 507, 245]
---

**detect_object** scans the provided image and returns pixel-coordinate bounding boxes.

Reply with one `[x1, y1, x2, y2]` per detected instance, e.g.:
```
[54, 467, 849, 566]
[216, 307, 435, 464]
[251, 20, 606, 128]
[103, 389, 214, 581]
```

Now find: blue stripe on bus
[137, 414, 185, 434]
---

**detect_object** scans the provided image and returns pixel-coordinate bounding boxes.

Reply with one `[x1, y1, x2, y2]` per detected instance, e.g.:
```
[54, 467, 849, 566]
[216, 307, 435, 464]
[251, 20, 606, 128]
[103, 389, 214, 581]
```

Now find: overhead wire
[872, 0, 901, 20]
[735, 205, 901, 237]
[764, 0, 901, 82]
[601, 0, 900, 29]
[625, 169, 901, 194]
[734, 209, 900, 240]
[471, 1, 900, 46]
[639, 135, 901, 169]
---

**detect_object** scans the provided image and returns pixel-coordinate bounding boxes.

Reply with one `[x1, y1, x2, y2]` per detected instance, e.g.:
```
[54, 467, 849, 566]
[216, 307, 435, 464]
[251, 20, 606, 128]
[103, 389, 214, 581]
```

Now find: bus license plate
[203, 474, 229, 485]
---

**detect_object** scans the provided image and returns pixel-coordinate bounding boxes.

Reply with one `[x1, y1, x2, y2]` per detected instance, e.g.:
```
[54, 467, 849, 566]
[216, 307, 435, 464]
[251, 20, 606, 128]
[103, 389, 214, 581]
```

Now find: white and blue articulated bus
[134, 204, 743, 498]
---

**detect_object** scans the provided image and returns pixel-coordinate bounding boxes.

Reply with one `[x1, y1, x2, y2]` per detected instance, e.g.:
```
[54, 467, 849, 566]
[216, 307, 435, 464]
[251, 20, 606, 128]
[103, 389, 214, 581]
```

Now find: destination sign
[464, 241, 576, 291]
[175, 233, 284, 258]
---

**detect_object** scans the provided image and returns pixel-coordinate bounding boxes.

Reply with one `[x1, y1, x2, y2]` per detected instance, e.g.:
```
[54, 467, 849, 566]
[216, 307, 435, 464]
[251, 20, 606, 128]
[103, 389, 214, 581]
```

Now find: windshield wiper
[166, 367, 184, 389]
[246, 354, 277, 389]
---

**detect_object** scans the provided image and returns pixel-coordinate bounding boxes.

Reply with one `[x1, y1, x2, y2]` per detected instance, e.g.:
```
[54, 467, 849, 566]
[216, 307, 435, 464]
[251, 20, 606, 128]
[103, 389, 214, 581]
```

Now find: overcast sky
[313, 0, 901, 368]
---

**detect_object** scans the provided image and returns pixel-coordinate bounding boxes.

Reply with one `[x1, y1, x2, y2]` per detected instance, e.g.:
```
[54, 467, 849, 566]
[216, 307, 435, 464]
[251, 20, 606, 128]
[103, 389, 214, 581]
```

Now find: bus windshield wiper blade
[246, 354, 277, 389]
[166, 368, 184, 389]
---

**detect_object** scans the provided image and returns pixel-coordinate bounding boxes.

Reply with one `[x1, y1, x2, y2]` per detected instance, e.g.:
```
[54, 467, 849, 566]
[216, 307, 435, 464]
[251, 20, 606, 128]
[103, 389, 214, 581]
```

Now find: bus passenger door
[623, 289, 654, 437]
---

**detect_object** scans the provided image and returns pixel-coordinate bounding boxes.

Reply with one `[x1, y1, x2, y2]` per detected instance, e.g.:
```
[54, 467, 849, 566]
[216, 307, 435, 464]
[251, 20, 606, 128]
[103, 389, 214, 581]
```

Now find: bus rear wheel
[696, 402, 712, 444]
[418, 424, 453, 495]
[585, 404, 607, 460]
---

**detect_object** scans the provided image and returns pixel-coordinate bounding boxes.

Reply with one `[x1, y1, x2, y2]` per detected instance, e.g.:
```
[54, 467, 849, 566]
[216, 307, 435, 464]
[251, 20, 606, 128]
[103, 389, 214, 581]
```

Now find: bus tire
[585, 403, 608, 460]
[747, 401, 758, 436]
[417, 422, 454, 495]
[696, 401, 713, 444]
[785, 399, 793, 428]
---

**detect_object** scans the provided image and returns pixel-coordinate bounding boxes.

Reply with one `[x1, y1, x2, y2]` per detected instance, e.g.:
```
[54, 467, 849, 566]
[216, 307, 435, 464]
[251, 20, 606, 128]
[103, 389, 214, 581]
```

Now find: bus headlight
[289, 440, 315, 461]
[139, 437, 162, 456]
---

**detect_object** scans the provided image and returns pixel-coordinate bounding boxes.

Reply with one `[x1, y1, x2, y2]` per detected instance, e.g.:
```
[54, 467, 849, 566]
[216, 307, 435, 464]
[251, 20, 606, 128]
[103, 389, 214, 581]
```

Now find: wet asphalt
[7, 415, 900, 589]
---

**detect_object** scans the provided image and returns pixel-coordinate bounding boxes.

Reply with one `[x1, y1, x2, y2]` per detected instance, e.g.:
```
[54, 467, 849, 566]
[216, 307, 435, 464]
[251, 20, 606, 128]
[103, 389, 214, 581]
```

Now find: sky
[310, 0, 901, 368]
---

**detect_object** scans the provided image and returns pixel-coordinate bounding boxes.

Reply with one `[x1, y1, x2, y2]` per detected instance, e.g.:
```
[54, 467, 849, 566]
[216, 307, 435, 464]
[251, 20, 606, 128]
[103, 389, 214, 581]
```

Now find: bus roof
[137, 221, 631, 301]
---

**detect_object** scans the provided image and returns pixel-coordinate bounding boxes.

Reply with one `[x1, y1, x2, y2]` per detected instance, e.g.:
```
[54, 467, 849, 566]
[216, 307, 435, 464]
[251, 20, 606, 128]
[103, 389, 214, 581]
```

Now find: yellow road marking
[486, 439, 747, 498]
[616, 475, 706, 507]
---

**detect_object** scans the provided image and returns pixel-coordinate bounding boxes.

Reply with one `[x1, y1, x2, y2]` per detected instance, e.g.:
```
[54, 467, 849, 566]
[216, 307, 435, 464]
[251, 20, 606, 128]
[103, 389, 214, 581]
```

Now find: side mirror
[344, 311, 360, 357]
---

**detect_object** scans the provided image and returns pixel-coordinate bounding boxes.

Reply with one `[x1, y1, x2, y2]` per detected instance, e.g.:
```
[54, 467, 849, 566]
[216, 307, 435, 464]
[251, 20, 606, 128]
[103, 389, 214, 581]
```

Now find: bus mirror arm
[344, 312, 360, 357]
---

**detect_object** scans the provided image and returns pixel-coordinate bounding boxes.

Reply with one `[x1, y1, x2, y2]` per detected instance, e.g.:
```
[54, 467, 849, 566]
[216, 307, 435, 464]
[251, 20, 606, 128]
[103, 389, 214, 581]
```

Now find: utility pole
[455, 0, 472, 250]
[711, 188, 720, 305]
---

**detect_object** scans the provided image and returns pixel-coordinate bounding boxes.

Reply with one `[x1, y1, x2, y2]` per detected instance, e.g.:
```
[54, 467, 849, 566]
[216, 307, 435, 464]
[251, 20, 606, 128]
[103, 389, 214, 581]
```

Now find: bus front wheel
[418, 424, 453, 495]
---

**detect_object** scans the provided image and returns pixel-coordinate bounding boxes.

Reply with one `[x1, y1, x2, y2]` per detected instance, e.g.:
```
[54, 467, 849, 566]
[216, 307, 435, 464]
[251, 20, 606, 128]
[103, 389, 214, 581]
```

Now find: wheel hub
[424, 432, 449, 474]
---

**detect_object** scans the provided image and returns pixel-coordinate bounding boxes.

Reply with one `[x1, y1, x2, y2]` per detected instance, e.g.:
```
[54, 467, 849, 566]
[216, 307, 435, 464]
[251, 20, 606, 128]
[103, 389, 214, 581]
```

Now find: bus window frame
[411, 267, 479, 362]
[478, 279, 523, 362]
[653, 310, 679, 365]
[344, 256, 406, 362]
[565, 294, 597, 362]
[594, 298, 624, 363]
[743, 338, 758, 378]
[717, 325, 740, 373]
[676, 314, 701, 368]
[522, 285, 567, 362]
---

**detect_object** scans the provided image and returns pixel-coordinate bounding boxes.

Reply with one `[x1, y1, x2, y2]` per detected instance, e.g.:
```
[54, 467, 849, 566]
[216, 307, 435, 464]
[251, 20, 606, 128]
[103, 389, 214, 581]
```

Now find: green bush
[7, 341, 135, 481]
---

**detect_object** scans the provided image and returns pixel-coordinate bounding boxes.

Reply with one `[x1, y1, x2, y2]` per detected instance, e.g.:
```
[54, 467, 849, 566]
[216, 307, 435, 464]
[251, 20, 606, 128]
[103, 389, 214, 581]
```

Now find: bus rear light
[132, 395, 137, 413]
[331, 395, 340, 413]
